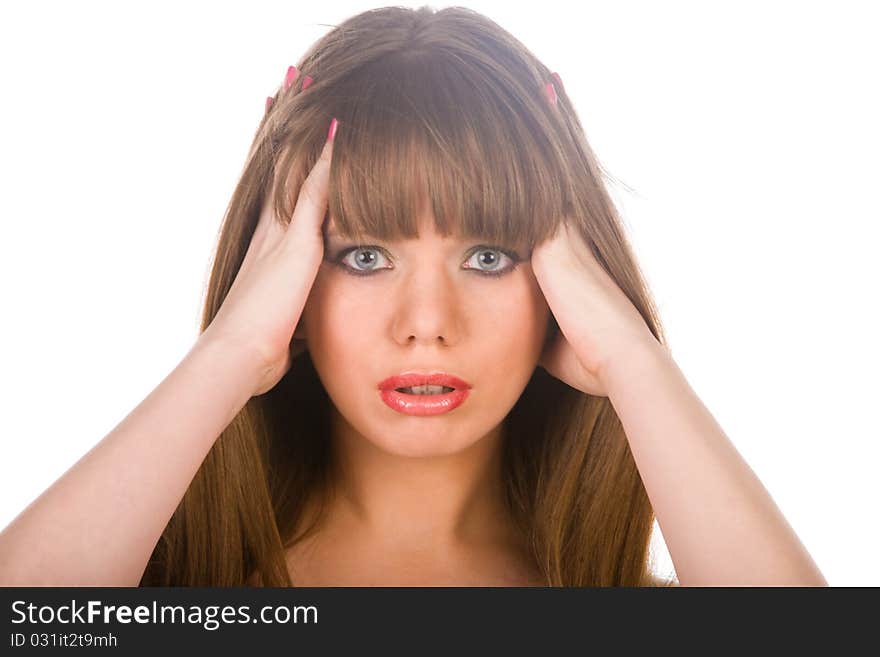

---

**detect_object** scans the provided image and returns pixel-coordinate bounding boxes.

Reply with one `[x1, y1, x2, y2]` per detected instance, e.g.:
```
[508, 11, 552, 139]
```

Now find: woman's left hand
[531, 220, 661, 397]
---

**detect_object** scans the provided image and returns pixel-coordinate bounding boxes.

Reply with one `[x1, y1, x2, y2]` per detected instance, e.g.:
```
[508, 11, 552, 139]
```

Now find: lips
[377, 372, 472, 392]
[378, 372, 472, 417]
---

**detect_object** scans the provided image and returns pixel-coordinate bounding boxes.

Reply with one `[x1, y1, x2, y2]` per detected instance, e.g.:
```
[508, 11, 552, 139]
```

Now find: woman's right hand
[201, 119, 337, 396]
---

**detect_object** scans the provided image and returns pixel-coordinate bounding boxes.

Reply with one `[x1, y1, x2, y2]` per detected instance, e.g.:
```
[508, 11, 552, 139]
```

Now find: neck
[325, 408, 517, 552]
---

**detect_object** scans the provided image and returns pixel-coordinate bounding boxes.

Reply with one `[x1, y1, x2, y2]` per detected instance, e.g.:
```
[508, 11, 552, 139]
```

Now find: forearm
[603, 343, 827, 586]
[0, 337, 260, 586]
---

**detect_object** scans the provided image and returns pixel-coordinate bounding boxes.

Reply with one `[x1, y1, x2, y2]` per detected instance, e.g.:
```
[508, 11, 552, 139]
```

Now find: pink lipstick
[377, 372, 472, 417]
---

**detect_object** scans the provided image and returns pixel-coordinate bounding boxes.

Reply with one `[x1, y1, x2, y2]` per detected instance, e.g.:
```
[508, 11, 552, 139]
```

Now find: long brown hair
[141, 5, 677, 587]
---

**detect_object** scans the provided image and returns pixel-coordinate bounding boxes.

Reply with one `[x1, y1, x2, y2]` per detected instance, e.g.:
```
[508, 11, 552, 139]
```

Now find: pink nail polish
[545, 81, 557, 106]
[302, 75, 314, 91]
[327, 117, 338, 142]
[283, 65, 299, 92]
[265, 96, 274, 112]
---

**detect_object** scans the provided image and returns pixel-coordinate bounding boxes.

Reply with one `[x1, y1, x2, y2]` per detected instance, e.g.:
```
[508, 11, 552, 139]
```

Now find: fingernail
[327, 117, 338, 143]
[283, 65, 299, 92]
[545, 81, 557, 106]
[551, 72, 564, 92]
[301, 75, 314, 91]
[265, 96, 274, 112]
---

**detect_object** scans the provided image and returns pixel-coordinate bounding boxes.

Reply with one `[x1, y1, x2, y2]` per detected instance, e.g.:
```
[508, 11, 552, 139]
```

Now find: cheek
[485, 279, 550, 359]
[302, 273, 374, 350]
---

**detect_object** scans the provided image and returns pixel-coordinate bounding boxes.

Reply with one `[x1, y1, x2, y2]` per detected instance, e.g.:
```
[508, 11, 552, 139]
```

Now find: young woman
[0, 6, 826, 587]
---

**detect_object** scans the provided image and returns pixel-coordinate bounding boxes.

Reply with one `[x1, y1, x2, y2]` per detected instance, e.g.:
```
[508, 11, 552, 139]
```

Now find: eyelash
[330, 245, 522, 278]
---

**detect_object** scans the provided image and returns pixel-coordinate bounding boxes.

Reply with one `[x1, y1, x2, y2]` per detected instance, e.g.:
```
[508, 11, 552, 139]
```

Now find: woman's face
[299, 213, 551, 458]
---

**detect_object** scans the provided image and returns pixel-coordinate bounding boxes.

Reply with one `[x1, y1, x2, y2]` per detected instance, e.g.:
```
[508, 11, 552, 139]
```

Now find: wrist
[191, 331, 267, 399]
[600, 338, 673, 398]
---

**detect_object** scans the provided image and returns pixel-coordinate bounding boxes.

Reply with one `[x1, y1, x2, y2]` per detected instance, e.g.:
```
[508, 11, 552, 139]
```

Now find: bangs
[273, 49, 575, 251]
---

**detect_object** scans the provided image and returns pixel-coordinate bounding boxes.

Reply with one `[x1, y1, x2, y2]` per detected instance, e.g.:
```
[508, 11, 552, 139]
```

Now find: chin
[363, 423, 484, 459]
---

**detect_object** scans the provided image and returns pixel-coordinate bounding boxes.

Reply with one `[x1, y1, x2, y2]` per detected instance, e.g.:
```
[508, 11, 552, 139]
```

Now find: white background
[1, 1, 877, 586]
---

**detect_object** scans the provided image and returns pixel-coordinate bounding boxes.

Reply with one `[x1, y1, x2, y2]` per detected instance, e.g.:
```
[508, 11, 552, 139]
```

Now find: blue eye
[331, 245, 521, 278]
[334, 246, 391, 276]
[463, 247, 520, 277]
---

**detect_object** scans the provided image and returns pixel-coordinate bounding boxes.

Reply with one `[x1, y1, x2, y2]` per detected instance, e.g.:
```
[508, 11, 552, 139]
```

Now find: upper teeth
[398, 385, 454, 395]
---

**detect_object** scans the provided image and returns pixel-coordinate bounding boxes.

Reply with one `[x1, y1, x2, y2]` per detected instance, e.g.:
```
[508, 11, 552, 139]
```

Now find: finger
[284, 130, 335, 246]
[238, 172, 287, 277]
[254, 184, 288, 259]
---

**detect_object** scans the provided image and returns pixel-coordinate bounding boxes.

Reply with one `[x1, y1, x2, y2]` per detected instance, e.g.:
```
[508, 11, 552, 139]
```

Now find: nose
[391, 263, 462, 346]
